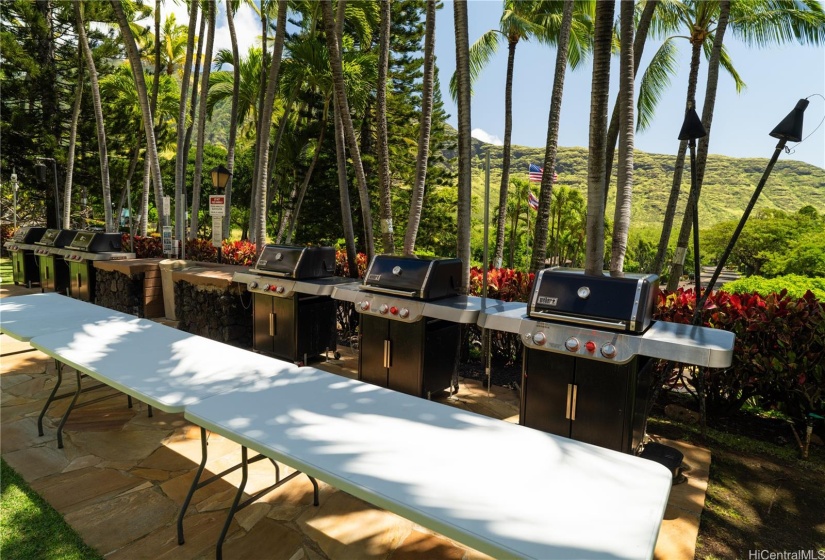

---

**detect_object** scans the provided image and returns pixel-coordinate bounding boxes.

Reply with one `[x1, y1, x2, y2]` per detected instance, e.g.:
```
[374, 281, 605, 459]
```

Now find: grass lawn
[0, 257, 12, 284]
[0, 459, 103, 560]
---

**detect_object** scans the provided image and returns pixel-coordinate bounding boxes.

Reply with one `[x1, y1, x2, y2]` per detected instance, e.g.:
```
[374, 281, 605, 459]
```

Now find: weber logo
[538, 296, 558, 306]
[259, 260, 267, 266]
[368, 274, 381, 281]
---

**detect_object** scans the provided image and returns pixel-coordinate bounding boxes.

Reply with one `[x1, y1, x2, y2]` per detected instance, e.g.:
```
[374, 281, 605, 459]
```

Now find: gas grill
[4, 227, 47, 288]
[332, 255, 483, 399]
[34, 229, 77, 294]
[233, 245, 356, 364]
[479, 267, 735, 454]
[59, 232, 135, 302]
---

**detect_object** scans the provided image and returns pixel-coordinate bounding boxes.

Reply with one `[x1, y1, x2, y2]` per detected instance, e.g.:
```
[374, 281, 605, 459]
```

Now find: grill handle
[76, 273, 82, 290]
[565, 384, 579, 421]
[565, 384, 573, 420]
[530, 311, 627, 331]
[383, 340, 391, 368]
[571, 384, 578, 421]
[363, 285, 418, 298]
[269, 313, 276, 337]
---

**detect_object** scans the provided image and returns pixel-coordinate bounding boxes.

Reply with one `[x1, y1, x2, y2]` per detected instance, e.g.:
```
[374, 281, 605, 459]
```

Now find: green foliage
[722, 275, 825, 300]
[656, 288, 825, 424]
[1, 459, 103, 560]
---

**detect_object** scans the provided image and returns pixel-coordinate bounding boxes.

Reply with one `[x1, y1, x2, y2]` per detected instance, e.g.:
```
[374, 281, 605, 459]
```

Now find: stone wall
[94, 269, 143, 316]
[174, 280, 252, 348]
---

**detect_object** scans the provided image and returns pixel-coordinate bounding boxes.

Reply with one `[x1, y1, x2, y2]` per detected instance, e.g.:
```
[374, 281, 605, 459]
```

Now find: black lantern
[210, 164, 231, 190]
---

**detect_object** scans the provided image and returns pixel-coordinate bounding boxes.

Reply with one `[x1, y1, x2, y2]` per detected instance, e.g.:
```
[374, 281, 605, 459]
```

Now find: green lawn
[0, 459, 103, 560]
[0, 257, 12, 284]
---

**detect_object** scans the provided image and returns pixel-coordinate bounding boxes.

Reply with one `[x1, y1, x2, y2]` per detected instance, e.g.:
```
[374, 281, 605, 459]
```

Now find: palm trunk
[322, 0, 376, 260]
[140, 156, 150, 235]
[76, 1, 112, 233]
[492, 37, 518, 269]
[664, 39, 704, 289]
[376, 0, 394, 254]
[223, 0, 240, 239]
[286, 119, 327, 244]
[335, 101, 359, 277]
[64, 54, 83, 230]
[189, 0, 216, 240]
[175, 1, 198, 244]
[254, 0, 288, 254]
[403, 0, 436, 256]
[249, 4, 271, 244]
[148, 0, 163, 231]
[530, 0, 573, 273]
[110, 0, 162, 238]
[453, 0, 472, 292]
[609, 0, 635, 273]
[584, 0, 614, 275]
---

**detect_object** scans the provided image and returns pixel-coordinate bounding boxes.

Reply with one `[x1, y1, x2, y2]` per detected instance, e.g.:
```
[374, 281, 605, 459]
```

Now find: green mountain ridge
[449, 126, 825, 229]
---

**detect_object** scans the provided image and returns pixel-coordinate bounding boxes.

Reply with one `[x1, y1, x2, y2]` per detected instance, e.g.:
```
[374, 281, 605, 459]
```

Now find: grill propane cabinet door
[387, 320, 425, 397]
[358, 315, 391, 388]
[521, 350, 576, 437]
[569, 359, 633, 452]
[39, 257, 54, 292]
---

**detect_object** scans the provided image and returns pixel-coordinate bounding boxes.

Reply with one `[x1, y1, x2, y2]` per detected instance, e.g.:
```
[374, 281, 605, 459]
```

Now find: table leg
[56, 369, 83, 449]
[178, 426, 209, 545]
[216, 447, 250, 560]
[38, 360, 63, 436]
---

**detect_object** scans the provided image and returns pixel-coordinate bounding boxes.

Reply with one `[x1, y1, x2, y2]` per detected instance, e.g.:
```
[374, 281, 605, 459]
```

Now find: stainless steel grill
[33, 229, 77, 294]
[479, 267, 734, 454]
[59, 232, 135, 302]
[233, 245, 354, 364]
[333, 255, 483, 399]
[4, 227, 48, 288]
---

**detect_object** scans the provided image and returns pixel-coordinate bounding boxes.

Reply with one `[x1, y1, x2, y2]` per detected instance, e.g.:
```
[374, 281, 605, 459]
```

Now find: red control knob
[585, 341, 597, 353]
[390, 306, 398, 315]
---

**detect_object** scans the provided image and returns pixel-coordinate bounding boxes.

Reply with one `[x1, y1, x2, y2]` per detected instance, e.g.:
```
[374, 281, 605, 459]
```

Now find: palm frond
[637, 37, 678, 131]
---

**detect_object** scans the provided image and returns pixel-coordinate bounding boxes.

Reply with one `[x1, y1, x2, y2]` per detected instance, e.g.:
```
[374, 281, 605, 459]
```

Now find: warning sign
[209, 195, 226, 216]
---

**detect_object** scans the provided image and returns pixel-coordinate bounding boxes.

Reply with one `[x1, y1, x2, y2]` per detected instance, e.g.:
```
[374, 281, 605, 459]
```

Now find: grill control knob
[379, 304, 389, 314]
[262, 284, 270, 291]
[389, 306, 398, 315]
[532, 332, 547, 346]
[585, 341, 597, 353]
[564, 337, 579, 352]
[398, 307, 409, 318]
[276, 286, 285, 294]
[359, 301, 370, 311]
[600, 343, 617, 359]
[248, 281, 258, 289]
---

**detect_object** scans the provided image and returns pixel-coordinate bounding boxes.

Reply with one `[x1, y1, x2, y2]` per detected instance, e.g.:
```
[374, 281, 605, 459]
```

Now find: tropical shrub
[185, 238, 218, 262]
[722, 274, 825, 300]
[221, 240, 257, 266]
[655, 288, 825, 423]
[335, 251, 369, 278]
[121, 233, 163, 258]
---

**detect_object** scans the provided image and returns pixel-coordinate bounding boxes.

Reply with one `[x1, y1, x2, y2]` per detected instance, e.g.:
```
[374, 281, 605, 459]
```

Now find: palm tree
[75, 1, 113, 233]
[584, 0, 614, 275]
[609, 0, 635, 273]
[253, 0, 288, 253]
[64, 52, 83, 230]
[322, 0, 376, 260]
[188, 0, 216, 240]
[109, 0, 165, 238]
[403, 0, 436, 256]
[376, 0, 394, 254]
[223, 0, 241, 238]
[453, 0, 472, 292]
[175, 0, 198, 244]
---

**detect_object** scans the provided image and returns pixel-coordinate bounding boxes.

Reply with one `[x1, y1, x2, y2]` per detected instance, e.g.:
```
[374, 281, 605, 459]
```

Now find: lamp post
[35, 157, 60, 228]
[11, 169, 18, 230]
[209, 164, 231, 263]
[693, 98, 809, 318]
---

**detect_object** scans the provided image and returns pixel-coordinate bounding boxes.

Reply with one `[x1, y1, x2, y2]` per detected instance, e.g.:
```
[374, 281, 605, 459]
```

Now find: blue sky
[434, 1, 825, 169]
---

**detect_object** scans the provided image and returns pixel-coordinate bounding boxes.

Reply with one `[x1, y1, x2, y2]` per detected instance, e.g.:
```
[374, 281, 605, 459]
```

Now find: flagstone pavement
[1, 281, 709, 559]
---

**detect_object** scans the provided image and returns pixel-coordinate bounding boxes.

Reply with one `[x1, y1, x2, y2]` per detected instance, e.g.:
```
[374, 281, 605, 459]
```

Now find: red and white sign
[209, 195, 226, 216]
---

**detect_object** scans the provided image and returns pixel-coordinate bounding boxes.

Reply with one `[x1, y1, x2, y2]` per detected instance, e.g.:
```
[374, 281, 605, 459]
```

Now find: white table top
[0, 293, 135, 342]
[185, 367, 672, 560]
[28, 318, 302, 413]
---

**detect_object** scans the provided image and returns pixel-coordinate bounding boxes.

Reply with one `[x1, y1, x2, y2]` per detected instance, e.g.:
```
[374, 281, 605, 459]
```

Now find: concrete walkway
[1, 280, 709, 559]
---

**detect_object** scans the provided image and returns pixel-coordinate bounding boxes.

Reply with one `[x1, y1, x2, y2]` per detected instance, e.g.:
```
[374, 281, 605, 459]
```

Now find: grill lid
[252, 245, 335, 279]
[528, 268, 659, 333]
[363, 255, 461, 300]
[66, 231, 122, 253]
[11, 227, 48, 244]
[35, 229, 78, 248]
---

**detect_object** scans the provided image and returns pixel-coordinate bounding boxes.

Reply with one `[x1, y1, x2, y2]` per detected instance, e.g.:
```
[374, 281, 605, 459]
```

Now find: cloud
[471, 128, 503, 146]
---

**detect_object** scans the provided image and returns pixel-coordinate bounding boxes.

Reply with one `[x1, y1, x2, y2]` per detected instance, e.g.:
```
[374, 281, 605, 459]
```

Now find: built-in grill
[34, 229, 77, 294]
[332, 255, 483, 399]
[479, 267, 735, 455]
[233, 245, 355, 364]
[4, 227, 47, 288]
[60, 231, 135, 302]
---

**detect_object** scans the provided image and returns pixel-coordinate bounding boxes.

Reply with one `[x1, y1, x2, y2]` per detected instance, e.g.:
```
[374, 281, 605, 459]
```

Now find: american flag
[528, 163, 558, 183]
[527, 191, 539, 211]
